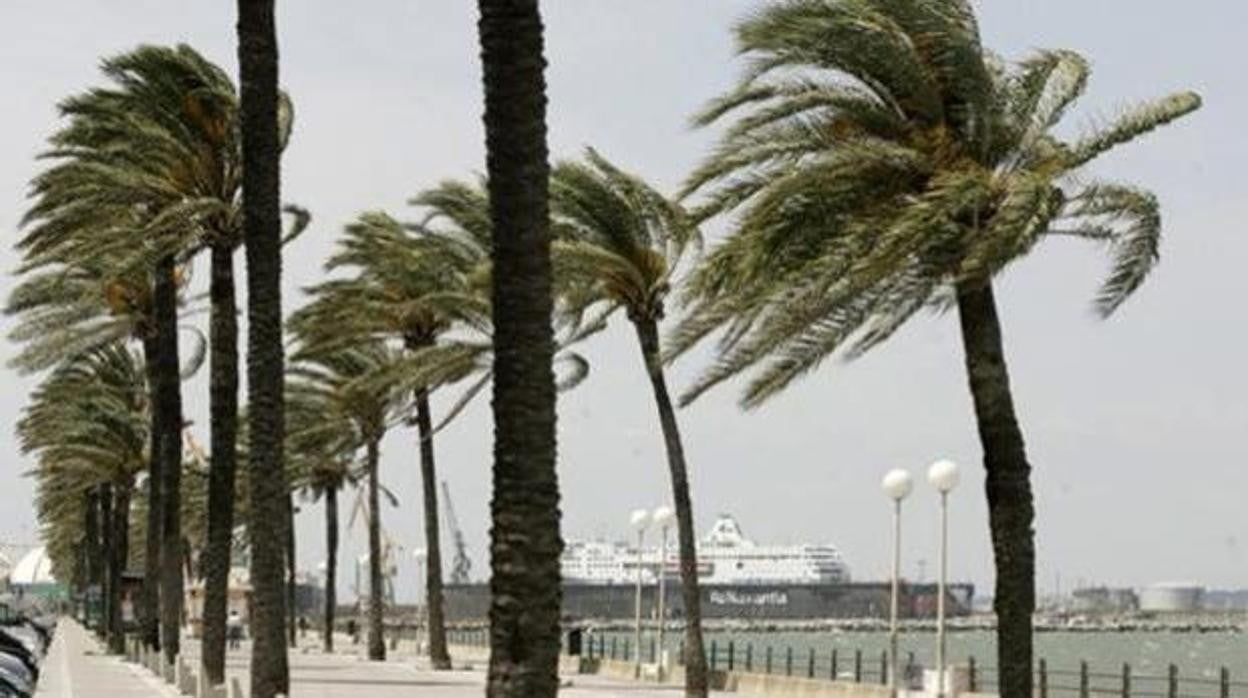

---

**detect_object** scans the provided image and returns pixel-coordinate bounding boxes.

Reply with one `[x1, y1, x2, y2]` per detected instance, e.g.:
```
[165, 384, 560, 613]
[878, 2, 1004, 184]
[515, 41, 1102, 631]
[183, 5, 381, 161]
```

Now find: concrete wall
[734, 674, 893, 697]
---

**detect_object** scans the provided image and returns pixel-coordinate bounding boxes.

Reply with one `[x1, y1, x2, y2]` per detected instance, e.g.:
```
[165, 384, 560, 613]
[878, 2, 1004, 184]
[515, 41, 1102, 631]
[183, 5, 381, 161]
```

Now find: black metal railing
[442, 628, 1246, 698]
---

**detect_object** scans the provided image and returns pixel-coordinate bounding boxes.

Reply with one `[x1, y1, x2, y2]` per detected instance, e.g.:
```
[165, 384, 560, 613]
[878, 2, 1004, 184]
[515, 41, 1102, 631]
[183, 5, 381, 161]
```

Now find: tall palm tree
[674, 3, 1199, 695]
[288, 343, 408, 662]
[287, 384, 359, 654]
[289, 206, 493, 670]
[5, 46, 301, 663]
[187, 80, 301, 685]
[476, 1, 562, 694]
[237, 0, 289, 693]
[549, 150, 708, 695]
[5, 257, 167, 654]
[19, 344, 149, 654]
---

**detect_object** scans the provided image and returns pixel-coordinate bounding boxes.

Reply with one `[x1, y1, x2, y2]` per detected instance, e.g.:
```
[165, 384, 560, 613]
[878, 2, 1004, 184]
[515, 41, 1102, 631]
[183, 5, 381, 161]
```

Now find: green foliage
[675, 0, 1201, 408]
[7, 43, 301, 374]
[550, 148, 701, 330]
[18, 344, 149, 578]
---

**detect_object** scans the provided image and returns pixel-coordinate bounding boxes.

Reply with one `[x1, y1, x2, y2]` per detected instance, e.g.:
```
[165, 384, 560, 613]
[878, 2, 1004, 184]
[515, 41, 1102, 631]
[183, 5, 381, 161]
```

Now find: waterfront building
[1138, 583, 1205, 612]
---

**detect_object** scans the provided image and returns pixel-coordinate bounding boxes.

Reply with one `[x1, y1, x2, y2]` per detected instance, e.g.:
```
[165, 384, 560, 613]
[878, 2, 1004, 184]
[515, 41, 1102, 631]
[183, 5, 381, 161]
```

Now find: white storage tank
[1138, 583, 1204, 612]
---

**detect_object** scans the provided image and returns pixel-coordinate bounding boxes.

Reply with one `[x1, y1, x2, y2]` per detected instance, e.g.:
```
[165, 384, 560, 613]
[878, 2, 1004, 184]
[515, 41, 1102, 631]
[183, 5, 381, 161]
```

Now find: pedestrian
[227, 609, 244, 649]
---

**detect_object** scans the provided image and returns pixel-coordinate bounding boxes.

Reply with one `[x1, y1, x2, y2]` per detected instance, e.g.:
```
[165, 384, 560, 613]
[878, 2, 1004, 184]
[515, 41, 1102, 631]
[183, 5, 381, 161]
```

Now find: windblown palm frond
[19, 343, 150, 576]
[551, 148, 701, 330]
[675, 0, 1200, 408]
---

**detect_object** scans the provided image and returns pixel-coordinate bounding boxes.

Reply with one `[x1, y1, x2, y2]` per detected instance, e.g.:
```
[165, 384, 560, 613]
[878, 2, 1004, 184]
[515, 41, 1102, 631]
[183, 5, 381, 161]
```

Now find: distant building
[1203, 589, 1248, 611]
[5, 546, 68, 607]
[1138, 583, 1204, 612]
[1070, 586, 1138, 614]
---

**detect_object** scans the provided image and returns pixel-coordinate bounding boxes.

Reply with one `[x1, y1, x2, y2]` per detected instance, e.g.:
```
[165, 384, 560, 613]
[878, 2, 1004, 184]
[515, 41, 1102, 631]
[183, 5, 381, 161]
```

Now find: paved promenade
[34, 619, 174, 697]
[35, 619, 713, 696]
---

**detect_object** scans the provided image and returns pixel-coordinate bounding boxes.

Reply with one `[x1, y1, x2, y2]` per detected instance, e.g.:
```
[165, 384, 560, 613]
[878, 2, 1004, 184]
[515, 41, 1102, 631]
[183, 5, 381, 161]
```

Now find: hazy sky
[1, 2, 1244, 603]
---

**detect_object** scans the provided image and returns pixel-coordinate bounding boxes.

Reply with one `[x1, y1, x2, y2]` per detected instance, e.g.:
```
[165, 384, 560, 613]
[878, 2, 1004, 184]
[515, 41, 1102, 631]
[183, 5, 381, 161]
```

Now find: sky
[1, 1, 1244, 604]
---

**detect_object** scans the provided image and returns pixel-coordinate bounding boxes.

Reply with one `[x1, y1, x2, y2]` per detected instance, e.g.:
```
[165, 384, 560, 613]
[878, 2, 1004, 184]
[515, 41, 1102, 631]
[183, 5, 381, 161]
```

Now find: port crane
[441, 481, 471, 584]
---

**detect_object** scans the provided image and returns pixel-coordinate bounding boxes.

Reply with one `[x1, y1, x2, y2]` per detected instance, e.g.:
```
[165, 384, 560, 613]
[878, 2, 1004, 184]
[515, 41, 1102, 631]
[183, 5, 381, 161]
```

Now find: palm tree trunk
[201, 243, 239, 686]
[154, 254, 184, 665]
[237, 0, 290, 693]
[287, 494, 298, 648]
[477, 2, 563, 695]
[83, 488, 102, 629]
[141, 334, 163, 651]
[635, 318, 709, 697]
[99, 483, 114, 643]
[323, 485, 338, 653]
[108, 485, 131, 655]
[365, 436, 386, 661]
[955, 281, 1035, 698]
[415, 389, 451, 669]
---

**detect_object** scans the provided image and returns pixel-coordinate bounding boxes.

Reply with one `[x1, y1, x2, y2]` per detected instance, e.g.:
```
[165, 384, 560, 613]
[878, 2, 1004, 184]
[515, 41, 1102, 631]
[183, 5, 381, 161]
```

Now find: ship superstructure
[561, 514, 850, 586]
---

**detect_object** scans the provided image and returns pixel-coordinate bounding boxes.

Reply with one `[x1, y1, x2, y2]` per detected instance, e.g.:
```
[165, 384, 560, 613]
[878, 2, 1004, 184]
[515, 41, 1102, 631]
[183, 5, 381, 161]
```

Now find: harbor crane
[441, 481, 471, 584]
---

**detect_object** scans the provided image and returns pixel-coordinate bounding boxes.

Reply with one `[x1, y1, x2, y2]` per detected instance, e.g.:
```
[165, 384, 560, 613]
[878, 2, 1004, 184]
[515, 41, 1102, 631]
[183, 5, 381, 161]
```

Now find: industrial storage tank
[1138, 583, 1205, 612]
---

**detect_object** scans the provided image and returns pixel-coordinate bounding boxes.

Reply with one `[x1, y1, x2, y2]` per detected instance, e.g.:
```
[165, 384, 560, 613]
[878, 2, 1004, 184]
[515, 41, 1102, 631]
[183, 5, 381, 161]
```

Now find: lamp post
[651, 505, 674, 680]
[412, 548, 427, 652]
[882, 469, 913, 695]
[927, 459, 960, 698]
[630, 508, 651, 679]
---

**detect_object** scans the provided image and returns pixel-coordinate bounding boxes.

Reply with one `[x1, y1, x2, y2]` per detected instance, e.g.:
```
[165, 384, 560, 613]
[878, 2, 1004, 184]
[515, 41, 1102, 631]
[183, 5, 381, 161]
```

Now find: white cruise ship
[561, 514, 850, 586]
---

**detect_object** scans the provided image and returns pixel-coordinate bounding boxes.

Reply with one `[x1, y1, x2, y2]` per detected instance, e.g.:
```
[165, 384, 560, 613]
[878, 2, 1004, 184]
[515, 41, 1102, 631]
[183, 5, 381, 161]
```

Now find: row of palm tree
[7, 2, 1198, 698]
[18, 346, 147, 654]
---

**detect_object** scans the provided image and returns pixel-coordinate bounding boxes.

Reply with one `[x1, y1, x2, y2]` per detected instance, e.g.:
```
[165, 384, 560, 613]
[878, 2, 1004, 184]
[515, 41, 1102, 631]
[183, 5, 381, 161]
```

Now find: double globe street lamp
[881, 459, 960, 697]
[629, 508, 650, 679]
[629, 505, 675, 681]
[651, 505, 675, 680]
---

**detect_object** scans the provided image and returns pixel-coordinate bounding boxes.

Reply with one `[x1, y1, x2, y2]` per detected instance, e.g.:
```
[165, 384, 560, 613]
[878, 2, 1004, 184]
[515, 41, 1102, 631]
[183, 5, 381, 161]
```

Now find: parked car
[0, 613, 49, 697]
[0, 628, 41, 689]
[0, 668, 30, 698]
[0, 653, 33, 694]
[0, 634, 35, 680]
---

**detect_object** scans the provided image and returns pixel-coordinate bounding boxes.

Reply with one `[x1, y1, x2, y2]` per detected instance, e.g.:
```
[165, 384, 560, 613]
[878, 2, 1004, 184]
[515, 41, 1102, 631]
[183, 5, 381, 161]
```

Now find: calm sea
[594, 629, 1248, 692]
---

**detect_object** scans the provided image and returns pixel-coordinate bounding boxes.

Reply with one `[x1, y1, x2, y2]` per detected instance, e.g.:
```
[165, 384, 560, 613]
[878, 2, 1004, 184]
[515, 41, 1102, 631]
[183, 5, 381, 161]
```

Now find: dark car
[0, 667, 31, 698]
[0, 654, 33, 694]
[0, 627, 40, 661]
[0, 633, 37, 682]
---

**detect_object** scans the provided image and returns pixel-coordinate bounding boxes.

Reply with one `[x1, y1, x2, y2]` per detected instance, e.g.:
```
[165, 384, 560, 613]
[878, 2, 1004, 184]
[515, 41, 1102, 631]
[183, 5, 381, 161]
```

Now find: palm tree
[289, 206, 493, 669]
[5, 45, 301, 663]
[549, 150, 708, 695]
[187, 78, 300, 684]
[287, 384, 359, 654]
[5, 257, 167, 654]
[476, 1, 562, 694]
[237, 0, 289, 693]
[19, 344, 149, 654]
[287, 343, 408, 662]
[674, 3, 1199, 695]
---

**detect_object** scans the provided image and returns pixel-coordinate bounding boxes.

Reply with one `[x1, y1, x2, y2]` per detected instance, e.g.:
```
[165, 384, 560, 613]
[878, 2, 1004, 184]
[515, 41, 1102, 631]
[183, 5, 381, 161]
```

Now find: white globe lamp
[881, 469, 913, 501]
[651, 506, 674, 528]
[927, 459, 960, 493]
[630, 508, 651, 530]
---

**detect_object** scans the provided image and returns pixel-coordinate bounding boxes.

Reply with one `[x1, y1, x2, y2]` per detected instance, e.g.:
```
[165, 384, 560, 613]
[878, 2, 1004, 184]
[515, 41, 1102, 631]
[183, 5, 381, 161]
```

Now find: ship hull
[443, 581, 974, 621]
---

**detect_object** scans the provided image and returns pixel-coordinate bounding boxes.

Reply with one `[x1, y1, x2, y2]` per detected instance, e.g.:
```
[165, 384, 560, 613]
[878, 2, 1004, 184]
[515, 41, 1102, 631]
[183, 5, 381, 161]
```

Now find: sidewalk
[182, 635, 713, 696]
[35, 619, 171, 697]
[34, 621, 714, 696]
